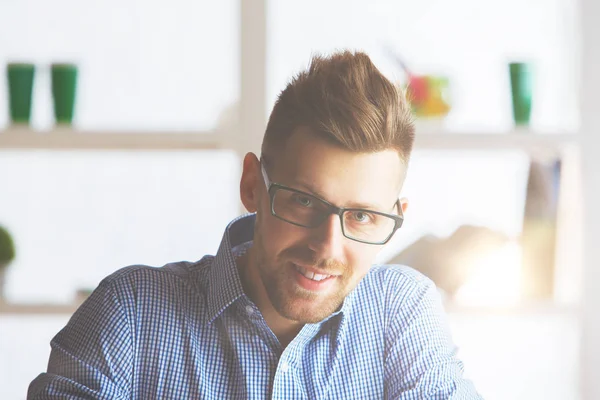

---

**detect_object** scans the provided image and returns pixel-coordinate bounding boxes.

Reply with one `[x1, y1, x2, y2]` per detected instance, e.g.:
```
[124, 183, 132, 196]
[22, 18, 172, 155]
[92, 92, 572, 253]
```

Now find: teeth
[295, 265, 332, 282]
[313, 273, 328, 281]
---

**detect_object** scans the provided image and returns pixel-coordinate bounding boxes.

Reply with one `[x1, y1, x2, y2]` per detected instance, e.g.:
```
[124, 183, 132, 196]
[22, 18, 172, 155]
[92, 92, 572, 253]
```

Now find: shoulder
[360, 264, 435, 300]
[95, 256, 215, 303]
[352, 264, 440, 328]
[106, 256, 212, 283]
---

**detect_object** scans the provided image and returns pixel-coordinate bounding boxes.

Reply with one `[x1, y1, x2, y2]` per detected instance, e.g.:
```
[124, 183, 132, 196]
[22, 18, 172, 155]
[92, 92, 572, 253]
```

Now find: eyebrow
[291, 180, 392, 212]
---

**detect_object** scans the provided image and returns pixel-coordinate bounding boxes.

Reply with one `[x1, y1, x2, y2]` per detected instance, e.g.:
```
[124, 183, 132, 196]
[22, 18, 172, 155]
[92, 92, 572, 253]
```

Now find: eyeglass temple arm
[260, 159, 271, 188]
[395, 198, 404, 218]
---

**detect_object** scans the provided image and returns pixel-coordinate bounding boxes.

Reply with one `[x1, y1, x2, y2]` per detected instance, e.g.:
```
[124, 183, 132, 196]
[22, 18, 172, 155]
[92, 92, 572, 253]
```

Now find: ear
[240, 152, 262, 213]
[399, 197, 409, 214]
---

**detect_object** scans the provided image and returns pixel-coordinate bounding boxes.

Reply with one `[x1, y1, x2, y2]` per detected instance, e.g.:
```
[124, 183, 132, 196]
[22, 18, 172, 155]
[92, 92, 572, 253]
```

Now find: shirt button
[245, 305, 254, 316]
[280, 362, 289, 373]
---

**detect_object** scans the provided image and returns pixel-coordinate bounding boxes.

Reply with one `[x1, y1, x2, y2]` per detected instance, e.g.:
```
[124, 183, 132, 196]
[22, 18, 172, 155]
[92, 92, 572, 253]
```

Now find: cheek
[257, 212, 306, 258]
[347, 247, 380, 278]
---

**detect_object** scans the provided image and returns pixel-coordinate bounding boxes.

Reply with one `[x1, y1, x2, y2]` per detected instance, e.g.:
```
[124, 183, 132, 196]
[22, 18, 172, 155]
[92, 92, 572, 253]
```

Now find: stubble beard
[255, 243, 351, 323]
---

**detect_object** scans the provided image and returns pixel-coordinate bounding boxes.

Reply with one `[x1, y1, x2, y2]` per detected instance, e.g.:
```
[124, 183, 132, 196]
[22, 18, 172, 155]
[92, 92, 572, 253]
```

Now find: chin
[259, 256, 354, 322]
[273, 292, 344, 323]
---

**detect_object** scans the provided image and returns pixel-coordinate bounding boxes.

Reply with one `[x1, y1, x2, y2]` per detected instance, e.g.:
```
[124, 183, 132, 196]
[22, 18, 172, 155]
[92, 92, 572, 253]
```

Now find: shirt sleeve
[384, 277, 483, 399]
[27, 278, 133, 400]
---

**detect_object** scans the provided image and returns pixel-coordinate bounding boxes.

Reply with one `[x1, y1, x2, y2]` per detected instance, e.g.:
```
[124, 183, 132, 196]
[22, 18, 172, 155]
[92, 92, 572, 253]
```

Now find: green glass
[509, 62, 533, 126]
[51, 63, 78, 125]
[6, 63, 35, 125]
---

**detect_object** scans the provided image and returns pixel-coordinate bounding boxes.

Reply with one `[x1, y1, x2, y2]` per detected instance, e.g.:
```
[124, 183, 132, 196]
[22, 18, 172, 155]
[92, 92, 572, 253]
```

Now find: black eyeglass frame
[260, 160, 404, 245]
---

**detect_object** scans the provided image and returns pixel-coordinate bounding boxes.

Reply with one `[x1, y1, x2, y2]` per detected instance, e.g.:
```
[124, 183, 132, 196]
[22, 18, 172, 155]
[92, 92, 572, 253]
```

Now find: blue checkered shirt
[28, 214, 481, 399]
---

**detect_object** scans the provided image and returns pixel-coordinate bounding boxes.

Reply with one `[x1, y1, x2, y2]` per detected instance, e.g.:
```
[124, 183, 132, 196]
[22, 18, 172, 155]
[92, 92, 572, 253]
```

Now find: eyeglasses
[260, 160, 403, 245]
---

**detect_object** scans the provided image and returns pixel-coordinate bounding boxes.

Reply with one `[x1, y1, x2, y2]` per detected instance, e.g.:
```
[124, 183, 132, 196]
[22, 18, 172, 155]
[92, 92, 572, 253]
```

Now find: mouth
[291, 263, 338, 291]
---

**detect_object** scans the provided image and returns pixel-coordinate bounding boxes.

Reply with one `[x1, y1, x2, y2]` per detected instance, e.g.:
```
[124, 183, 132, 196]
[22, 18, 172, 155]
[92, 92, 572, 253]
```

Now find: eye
[293, 194, 313, 207]
[350, 211, 373, 223]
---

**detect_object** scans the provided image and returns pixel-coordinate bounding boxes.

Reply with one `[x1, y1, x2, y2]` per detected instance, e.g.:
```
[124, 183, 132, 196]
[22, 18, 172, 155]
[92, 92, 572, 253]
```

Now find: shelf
[414, 131, 579, 154]
[0, 300, 82, 315]
[0, 128, 224, 151]
[0, 128, 580, 153]
[0, 300, 578, 317]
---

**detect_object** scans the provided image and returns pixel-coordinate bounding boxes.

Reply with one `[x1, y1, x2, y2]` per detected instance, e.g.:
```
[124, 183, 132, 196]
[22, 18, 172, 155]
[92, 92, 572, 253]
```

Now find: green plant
[0, 225, 15, 267]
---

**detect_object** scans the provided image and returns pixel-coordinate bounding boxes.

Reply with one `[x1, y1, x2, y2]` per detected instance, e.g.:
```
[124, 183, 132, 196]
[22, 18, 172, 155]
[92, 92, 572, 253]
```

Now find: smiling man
[28, 51, 481, 399]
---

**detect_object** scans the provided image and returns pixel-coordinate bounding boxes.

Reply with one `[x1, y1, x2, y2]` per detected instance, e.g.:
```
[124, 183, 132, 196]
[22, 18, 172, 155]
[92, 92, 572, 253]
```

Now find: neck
[237, 250, 304, 348]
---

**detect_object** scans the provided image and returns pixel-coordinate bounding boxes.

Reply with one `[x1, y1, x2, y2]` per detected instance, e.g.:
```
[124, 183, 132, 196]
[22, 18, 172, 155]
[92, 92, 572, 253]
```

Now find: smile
[293, 264, 335, 282]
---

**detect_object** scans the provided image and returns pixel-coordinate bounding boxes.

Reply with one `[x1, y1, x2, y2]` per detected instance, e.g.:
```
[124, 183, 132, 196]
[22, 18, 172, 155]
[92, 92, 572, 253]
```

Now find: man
[28, 51, 481, 399]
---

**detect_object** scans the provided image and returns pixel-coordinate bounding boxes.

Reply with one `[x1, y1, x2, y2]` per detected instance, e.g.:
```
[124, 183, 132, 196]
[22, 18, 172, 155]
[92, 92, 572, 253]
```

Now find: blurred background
[1, 0, 599, 399]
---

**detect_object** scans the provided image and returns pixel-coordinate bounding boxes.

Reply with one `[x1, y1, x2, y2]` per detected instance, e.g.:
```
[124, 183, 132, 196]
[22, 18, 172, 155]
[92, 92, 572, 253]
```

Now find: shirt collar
[206, 213, 256, 324]
[206, 213, 356, 324]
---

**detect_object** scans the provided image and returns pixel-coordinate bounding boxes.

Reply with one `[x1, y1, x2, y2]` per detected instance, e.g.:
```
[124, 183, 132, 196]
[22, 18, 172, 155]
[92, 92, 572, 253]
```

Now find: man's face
[247, 127, 407, 323]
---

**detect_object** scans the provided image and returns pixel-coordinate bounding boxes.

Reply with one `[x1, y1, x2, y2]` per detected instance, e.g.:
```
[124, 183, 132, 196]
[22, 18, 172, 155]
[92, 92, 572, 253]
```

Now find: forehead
[270, 127, 406, 210]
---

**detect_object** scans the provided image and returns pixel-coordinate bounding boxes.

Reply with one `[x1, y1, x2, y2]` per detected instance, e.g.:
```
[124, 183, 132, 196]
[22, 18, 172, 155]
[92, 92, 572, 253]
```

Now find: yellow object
[410, 75, 451, 118]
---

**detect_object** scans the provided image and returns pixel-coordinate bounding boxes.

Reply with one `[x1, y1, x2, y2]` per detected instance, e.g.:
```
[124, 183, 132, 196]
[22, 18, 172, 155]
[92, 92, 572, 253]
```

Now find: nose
[307, 213, 345, 261]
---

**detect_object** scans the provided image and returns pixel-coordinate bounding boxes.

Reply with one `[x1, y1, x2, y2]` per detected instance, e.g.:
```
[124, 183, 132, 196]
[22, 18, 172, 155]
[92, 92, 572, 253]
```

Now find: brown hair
[262, 50, 415, 164]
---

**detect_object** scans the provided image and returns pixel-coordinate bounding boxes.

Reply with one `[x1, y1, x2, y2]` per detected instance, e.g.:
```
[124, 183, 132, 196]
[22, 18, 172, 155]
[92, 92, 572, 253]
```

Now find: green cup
[51, 63, 78, 125]
[6, 63, 36, 125]
[509, 62, 533, 126]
